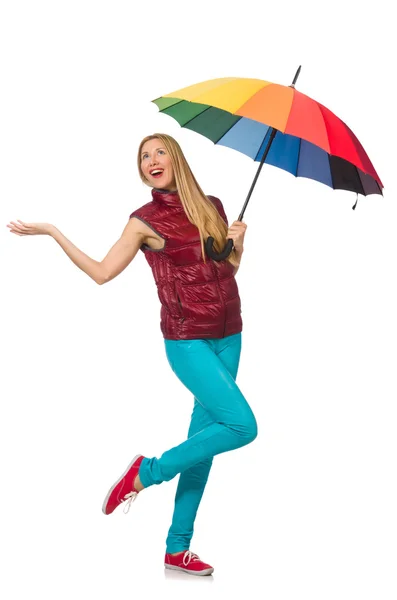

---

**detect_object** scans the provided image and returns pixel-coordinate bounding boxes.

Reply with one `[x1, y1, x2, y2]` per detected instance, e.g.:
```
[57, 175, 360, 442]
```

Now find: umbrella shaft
[238, 127, 277, 221]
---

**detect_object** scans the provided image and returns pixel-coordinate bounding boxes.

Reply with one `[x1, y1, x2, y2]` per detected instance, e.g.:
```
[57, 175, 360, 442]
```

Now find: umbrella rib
[212, 116, 243, 144]
[178, 104, 213, 128]
[254, 129, 271, 162]
[253, 137, 263, 162]
[328, 153, 336, 191]
[296, 138, 302, 178]
[354, 164, 365, 197]
[180, 105, 243, 144]
[170, 102, 244, 144]
[156, 98, 186, 110]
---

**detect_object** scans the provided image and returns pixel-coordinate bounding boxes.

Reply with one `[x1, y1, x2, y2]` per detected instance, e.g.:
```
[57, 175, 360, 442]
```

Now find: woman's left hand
[227, 221, 247, 253]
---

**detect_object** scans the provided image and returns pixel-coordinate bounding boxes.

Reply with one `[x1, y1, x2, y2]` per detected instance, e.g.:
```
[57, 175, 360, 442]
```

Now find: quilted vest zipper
[176, 290, 185, 323]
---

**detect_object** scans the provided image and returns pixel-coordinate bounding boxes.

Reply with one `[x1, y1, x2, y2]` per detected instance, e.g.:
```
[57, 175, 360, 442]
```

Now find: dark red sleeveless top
[129, 188, 243, 340]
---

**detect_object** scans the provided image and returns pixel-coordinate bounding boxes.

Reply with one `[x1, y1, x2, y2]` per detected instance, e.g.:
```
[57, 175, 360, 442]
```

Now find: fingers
[230, 220, 247, 228]
[227, 223, 247, 237]
[9, 220, 26, 226]
[7, 221, 29, 235]
[7, 220, 50, 236]
[228, 225, 247, 236]
[228, 224, 246, 230]
[8, 221, 22, 231]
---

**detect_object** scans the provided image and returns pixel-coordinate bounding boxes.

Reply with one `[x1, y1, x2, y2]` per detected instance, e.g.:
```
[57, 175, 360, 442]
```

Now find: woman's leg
[165, 333, 242, 554]
[138, 333, 257, 489]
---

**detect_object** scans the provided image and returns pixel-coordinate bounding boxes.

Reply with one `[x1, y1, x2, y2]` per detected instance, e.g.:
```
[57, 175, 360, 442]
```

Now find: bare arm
[225, 216, 246, 277]
[50, 218, 145, 284]
[233, 247, 244, 276]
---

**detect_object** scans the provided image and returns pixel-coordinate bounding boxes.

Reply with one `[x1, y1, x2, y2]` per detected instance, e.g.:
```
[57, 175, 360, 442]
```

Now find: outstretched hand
[6, 220, 54, 236]
[227, 220, 247, 253]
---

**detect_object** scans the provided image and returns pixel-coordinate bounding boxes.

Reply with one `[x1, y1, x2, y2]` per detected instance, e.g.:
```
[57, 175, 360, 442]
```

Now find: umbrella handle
[205, 236, 234, 261]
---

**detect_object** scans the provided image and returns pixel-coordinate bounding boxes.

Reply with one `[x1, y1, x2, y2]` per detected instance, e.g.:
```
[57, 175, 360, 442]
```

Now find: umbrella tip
[290, 66, 302, 88]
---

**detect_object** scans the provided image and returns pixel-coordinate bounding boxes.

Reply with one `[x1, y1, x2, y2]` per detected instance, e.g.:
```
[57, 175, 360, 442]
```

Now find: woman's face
[140, 138, 176, 190]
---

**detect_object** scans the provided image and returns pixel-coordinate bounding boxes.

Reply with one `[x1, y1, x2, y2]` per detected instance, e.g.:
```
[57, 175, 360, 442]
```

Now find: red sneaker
[164, 551, 214, 576]
[102, 454, 144, 515]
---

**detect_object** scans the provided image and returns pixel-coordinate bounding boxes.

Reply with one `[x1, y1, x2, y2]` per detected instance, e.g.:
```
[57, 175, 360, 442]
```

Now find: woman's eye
[158, 150, 165, 155]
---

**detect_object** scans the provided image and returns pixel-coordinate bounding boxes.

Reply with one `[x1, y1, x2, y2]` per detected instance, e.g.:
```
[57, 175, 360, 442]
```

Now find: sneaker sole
[164, 564, 214, 576]
[102, 454, 142, 515]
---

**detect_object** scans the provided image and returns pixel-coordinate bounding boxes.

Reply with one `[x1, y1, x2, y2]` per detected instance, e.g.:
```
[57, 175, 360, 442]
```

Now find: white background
[1, 1, 395, 598]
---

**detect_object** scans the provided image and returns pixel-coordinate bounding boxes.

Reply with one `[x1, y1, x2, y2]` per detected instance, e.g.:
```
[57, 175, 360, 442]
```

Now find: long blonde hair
[137, 133, 239, 267]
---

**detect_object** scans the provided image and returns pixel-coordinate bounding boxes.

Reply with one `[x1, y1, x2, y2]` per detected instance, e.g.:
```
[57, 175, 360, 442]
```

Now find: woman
[7, 133, 258, 577]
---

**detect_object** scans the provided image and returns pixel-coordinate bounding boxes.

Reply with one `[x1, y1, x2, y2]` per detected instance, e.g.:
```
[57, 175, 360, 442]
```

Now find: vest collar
[151, 187, 182, 207]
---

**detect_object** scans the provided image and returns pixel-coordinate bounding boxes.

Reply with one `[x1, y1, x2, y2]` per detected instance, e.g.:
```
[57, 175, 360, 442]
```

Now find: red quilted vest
[129, 188, 243, 340]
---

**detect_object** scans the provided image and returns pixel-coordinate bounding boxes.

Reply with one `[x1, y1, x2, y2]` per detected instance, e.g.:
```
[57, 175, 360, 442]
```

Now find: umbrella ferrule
[291, 65, 301, 87]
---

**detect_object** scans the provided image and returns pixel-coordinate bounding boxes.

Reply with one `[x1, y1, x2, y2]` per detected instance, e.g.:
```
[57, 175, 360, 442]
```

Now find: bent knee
[238, 416, 258, 444]
[246, 418, 258, 443]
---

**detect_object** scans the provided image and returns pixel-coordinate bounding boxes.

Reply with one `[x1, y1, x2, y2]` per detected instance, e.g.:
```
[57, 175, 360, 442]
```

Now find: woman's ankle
[134, 474, 144, 492]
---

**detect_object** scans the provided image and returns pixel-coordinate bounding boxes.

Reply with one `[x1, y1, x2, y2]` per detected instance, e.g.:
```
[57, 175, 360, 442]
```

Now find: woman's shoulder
[129, 200, 154, 220]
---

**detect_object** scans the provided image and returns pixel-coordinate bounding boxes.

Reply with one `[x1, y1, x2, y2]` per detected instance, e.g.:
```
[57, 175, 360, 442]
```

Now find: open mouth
[150, 169, 164, 179]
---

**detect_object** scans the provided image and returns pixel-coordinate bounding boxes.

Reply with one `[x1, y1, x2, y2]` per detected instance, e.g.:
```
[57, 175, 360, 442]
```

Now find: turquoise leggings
[138, 333, 258, 553]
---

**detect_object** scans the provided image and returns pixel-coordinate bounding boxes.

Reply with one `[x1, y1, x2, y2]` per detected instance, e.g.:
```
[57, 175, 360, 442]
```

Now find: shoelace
[182, 551, 201, 566]
[121, 491, 138, 514]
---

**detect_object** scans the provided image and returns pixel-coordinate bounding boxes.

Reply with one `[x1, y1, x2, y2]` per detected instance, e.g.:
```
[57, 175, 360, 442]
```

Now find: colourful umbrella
[153, 67, 383, 260]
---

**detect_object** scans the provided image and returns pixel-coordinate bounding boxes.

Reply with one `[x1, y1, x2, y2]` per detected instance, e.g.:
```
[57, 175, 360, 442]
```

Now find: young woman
[7, 133, 257, 577]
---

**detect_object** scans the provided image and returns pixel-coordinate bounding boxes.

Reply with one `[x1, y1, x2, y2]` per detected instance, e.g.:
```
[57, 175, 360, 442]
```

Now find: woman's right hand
[6, 220, 54, 237]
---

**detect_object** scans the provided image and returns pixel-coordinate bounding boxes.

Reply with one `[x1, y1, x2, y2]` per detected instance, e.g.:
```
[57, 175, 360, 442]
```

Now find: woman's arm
[50, 218, 145, 284]
[227, 219, 246, 277]
[233, 247, 244, 276]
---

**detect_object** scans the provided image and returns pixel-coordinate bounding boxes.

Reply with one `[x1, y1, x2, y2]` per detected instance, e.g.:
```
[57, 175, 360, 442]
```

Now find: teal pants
[138, 333, 257, 553]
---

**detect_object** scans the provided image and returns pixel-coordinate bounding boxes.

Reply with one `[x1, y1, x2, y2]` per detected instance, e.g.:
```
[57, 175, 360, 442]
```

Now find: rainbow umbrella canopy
[152, 67, 383, 260]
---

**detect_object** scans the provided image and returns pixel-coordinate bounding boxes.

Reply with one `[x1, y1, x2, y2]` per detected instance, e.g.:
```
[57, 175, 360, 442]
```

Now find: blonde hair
[137, 133, 239, 267]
